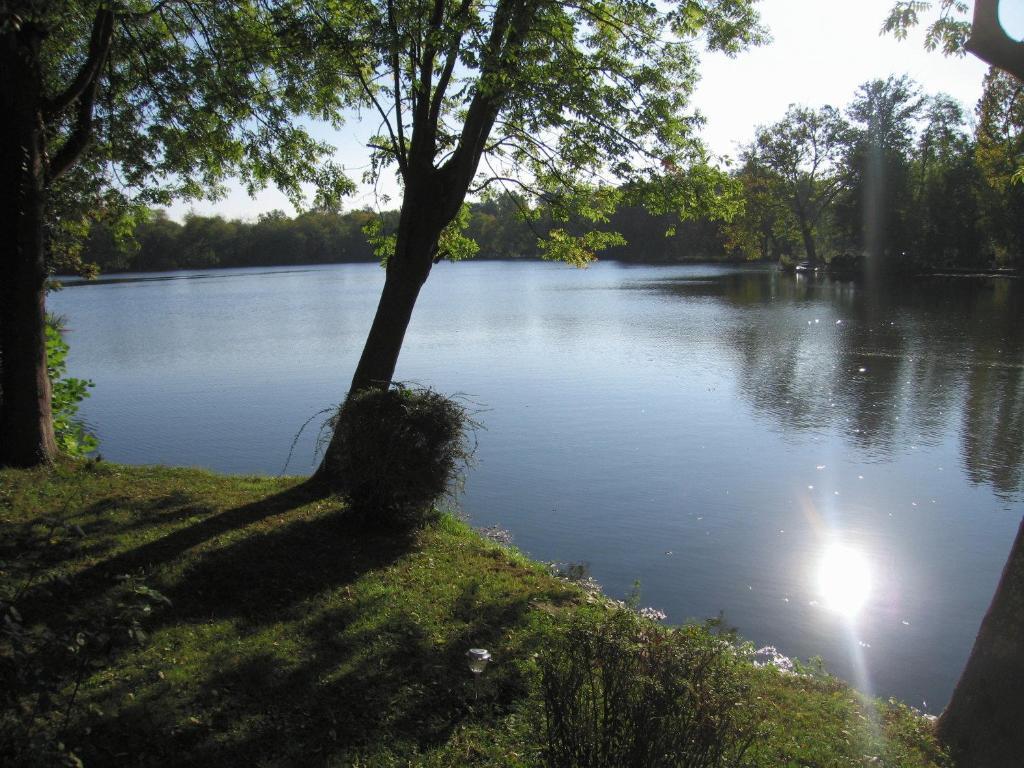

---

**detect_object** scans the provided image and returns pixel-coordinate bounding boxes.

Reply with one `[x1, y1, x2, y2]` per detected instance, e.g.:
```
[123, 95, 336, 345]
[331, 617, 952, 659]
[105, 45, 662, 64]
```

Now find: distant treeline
[81, 193, 735, 273]
[721, 71, 1023, 272]
[82, 71, 1023, 275]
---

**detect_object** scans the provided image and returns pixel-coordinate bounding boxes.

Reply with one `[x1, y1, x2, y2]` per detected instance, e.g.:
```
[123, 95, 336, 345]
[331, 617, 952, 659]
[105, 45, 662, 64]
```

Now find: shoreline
[1, 461, 949, 766]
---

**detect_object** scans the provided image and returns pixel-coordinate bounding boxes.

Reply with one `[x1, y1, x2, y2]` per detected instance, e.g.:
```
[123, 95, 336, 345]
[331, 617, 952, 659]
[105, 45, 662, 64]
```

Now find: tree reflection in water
[647, 269, 1024, 499]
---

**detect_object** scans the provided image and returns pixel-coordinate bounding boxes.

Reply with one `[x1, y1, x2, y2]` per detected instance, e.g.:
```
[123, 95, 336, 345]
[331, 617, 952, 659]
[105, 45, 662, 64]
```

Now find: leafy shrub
[45, 318, 97, 457]
[325, 384, 474, 529]
[539, 610, 760, 768]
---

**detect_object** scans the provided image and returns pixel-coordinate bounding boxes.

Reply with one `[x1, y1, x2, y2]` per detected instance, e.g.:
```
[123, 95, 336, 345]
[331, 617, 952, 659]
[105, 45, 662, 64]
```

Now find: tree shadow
[20, 481, 327, 626]
[68, 492, 215, 560]
[62, 500, 549, 766]
[158, 506, 420, 626]
[81, 588, 538, 766]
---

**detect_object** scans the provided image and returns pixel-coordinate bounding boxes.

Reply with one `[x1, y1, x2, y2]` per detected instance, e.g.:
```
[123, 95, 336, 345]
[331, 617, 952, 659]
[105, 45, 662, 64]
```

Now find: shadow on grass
[70, 498, 542, 766]
[20, 481, 326, 625]
[70, 492, 216, 561]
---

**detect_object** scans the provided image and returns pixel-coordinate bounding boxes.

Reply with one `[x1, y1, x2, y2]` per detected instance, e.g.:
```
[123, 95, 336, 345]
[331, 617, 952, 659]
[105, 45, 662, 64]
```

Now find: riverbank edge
[1, 461, 950, 766]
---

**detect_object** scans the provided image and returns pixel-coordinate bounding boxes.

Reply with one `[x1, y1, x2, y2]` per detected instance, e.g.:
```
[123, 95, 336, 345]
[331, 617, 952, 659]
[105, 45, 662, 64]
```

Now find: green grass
[1, 462, 949, 766]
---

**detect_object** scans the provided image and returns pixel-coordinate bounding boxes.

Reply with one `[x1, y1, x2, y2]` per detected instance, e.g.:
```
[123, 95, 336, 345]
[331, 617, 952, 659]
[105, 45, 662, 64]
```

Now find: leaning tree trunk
[0, 25, 57, 467]
[313, 190, 449, 487]
[937, 516, 1024, 766]
[347, 219, 437, 395]
[311, 0, 521, 488]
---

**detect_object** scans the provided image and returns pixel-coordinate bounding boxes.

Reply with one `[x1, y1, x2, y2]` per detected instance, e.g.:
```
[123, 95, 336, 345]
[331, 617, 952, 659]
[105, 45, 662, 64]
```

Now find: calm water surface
[51, 261, 1024, 712]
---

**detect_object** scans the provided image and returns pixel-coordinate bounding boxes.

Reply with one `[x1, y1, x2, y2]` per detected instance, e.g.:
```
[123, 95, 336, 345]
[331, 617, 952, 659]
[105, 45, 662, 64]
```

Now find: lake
[50, 261, 1024, 713]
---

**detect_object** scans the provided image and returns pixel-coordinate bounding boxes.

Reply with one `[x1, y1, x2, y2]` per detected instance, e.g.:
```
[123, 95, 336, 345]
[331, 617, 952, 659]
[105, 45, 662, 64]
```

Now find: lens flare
[817, 544, 872, 617]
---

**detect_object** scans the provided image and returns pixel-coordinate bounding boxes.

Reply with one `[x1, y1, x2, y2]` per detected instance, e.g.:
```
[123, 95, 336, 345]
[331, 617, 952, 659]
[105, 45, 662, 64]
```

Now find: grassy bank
[1, 463, 947, 766]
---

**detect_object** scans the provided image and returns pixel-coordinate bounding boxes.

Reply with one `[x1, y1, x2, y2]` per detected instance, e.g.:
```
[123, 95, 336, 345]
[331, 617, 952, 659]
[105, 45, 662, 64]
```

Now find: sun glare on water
[817, 544, 872, 617]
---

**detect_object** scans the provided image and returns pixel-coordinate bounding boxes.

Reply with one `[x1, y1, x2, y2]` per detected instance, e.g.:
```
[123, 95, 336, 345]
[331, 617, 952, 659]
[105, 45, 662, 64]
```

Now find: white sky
[167, 0, 1021, 222]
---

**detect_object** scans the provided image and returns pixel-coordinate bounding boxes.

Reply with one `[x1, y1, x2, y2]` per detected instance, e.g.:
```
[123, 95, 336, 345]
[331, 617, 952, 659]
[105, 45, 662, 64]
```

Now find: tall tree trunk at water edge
[0, 24, 56, 467]
[937, 516, 1024, 766]
[936, 9, 1024, 763]
[311, 0, 556, 489]
[349, 200, 444, 394]
[0, 10, 113, 467]
[313, 187, 449, 487]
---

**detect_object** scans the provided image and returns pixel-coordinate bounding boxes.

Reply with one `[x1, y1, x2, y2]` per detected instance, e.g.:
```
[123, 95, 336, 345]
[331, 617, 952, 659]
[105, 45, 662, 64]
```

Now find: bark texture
[938, 516, 1024, 766]
[0, 24, 57, 467]
[0, 10, 112, 467]
[314, 183, 451, 487]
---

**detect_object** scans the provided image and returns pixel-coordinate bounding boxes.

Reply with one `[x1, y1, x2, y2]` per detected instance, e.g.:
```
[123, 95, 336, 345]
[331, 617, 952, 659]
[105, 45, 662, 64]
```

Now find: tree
[723, 155, 797, 262]
[883, 0, 1024, 85]
[834, 76, 922, 267]
[939, 57, 1024, 768]
[0, 1, 356, 467]
[310, 0, 764, 484]
[974, 67, 1024, 266]
[908, 93, 985, 267]
[742, 105, 849, 264]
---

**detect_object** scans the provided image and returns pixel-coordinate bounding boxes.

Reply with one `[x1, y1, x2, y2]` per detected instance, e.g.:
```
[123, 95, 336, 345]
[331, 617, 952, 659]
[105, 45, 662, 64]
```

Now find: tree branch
[445, 0, 535, 190]
[42, 8, 115, 122]
[428, 0, 473, 131]
[45, 8, 115, 183]
[312, 7, 409, 179]
[386, 0, 408, 161]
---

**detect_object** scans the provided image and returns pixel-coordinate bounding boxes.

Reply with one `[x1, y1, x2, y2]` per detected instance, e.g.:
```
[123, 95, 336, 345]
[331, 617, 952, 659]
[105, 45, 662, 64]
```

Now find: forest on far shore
[80, 71, 1022, 275]
[79, 196, 733, 272]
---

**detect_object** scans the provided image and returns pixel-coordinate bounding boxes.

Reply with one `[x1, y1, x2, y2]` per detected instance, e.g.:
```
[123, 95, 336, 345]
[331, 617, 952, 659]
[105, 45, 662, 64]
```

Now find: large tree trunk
[347, 237, 435, 394]
[937, 516, 1024, 766]
[0, 25, 57, 468]
[798, 221, 818, 265]
[967, 0, 1024, 81]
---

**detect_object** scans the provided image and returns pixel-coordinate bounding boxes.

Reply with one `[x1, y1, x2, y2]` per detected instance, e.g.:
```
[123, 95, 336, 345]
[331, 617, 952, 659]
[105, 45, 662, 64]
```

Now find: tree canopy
[1, 0, 362, 466]
[305, 0, 765, 261]
[24, 0, 360, 271]
[742, 105, 849, 264]
[308, 0, 766, 483]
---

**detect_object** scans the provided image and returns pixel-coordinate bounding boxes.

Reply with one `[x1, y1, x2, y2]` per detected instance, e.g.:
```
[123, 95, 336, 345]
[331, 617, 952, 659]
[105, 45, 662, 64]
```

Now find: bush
[325, 384, 474, 529]
[539, 610, 760, 768]
[45, 316, 97, 457]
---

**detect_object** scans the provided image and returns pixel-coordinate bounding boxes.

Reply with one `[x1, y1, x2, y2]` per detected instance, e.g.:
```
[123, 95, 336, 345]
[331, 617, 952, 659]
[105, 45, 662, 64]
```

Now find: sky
[167, 0, 1022, 222]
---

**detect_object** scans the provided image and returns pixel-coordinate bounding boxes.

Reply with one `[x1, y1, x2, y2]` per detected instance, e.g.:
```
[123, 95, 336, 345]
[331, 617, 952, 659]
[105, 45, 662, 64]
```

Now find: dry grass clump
[326, 384, 475, 529]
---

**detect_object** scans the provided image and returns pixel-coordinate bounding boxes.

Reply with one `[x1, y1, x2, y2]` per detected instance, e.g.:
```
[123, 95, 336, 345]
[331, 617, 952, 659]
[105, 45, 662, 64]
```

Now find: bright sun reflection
[817, 544, 872, 617]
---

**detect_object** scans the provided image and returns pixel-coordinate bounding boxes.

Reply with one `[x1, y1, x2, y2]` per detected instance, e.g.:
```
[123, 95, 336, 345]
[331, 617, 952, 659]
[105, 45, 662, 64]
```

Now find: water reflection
[633, 268, 1022, 709]
[645, 270, 1024, 498]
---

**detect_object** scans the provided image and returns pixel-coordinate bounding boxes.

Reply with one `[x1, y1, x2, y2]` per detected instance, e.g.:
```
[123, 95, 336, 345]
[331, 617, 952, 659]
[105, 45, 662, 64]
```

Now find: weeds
[323, 384, 477, 529]
[539, 609, 760, 768]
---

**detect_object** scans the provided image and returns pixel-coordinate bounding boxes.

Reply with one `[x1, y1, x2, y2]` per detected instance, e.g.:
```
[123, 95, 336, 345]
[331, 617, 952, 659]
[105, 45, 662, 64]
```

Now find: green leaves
[362, 216, 398, 267]
[436, 204, 480, 262]
[33, 0, 362, 265]
[325, 0, 763, 238]
[365, 203, 479, 266]
[881, 1, 971, 56]
[45, 321, 97, 458]
[537, 228, 626, 268]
